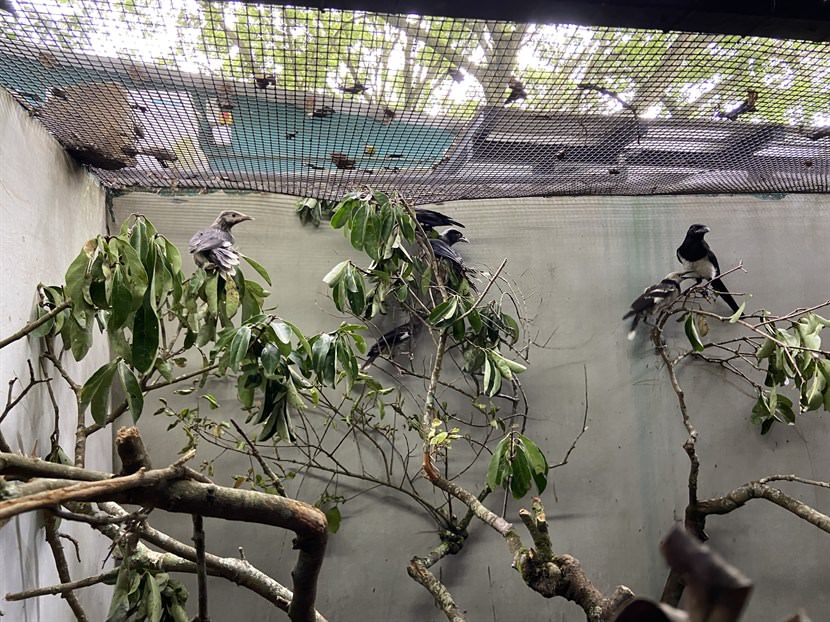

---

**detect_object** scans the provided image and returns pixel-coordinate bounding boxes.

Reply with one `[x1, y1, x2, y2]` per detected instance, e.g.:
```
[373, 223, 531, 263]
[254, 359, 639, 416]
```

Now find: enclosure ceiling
[0, 1, 828, 204]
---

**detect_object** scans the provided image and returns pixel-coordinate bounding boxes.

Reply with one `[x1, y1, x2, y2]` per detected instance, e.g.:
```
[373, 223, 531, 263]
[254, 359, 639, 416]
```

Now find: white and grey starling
[188, 210, 253, 277]
[676, 224, 741, 315]
[623, 271, 687, 340]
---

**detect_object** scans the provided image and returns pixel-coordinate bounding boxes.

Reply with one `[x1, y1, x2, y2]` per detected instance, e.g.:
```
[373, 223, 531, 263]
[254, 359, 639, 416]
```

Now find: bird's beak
[241, 214, 254, 222]
[458, 236, 469, 244]
[701, 225, 710, 233]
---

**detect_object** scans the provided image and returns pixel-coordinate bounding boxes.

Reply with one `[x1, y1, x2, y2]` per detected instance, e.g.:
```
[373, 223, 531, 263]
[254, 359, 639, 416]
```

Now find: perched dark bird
[623, 272, 687, 340]
[429, 228, 474, 290]
[448, 68, 464, 82]
[676, 224, 742, 315]
[504, 78, 527, 105]
[340, 83, 368, 95]
[188, 210, 253, 277]
[310, 105, 336, 119]
[415, 208, 464, 231]
[330, 152, 356, 170]
[361, 320, 421, 370]
[253, 74, 277, 89]
[0, 0, 16, 15]
[717, 89, 758, 121]
[382, 107, 396, 123]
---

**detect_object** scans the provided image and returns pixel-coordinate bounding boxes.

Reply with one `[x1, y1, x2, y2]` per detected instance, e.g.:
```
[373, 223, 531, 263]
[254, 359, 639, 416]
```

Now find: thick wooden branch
[0, 449, 328, 622]
[407, 558, 466, 622]
[697, 482, 830, 533]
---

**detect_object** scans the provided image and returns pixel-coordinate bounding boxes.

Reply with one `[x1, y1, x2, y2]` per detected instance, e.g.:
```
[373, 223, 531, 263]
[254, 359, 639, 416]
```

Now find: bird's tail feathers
[710, 277, 742, 315]
[627, 314, 640, 341]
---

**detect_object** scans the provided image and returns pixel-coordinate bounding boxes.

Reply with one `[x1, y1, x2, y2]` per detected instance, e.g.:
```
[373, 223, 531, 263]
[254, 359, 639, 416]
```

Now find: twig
[551, 364, 590, 470]
[407, 559, 466, 622]
[0, 361, 48, 426]
[193, 514, 210, 622]
[51, 507, 149, 525]
[757, 474, 830, 489]
[0, 300, 71, 350]
[231, 419, 286, 496]
[6, 569, 120, 601]
[43, 512, 89, 622]
[455, 259, 508, 323]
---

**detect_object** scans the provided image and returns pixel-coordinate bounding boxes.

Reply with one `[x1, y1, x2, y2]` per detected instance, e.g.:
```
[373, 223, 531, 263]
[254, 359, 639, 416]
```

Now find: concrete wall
[0, 88, 112, 620]
[113, 190, 830, 621]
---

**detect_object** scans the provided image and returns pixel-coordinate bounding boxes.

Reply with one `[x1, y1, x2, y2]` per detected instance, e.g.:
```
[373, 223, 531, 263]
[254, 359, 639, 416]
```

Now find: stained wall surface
[113, 190, 829, 621]
[0, 88, 112, 620]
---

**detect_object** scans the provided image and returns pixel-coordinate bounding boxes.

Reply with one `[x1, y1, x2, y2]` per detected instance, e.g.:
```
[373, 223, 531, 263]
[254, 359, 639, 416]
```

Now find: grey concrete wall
[1, 88, 112, 620]
[114, 190, 830, 621]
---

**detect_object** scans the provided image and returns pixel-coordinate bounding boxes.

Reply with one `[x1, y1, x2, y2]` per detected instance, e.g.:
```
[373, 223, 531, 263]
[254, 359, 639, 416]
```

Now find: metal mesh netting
[1, 1, 828, 203]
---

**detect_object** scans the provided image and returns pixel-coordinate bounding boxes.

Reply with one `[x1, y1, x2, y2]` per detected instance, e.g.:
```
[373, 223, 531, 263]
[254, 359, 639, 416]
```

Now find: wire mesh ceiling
[1, 0, 828, 203]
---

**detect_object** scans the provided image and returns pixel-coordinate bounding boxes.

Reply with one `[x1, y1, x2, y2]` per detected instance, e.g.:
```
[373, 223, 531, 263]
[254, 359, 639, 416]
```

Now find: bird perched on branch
[188, 210, 252, 277]
[623, 272, 688, 340]
[361, 320, 422, 370]
[504, 78, 527, 105]
[428, 228, 478, 293]
[415, 208, 465, 231]
[676, 224, 742, 315]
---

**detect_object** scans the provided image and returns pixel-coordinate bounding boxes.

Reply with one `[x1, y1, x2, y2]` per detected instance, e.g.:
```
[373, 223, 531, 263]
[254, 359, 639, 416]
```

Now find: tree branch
[193, 514, 210, 622]
[0, 301, 71, 350]
[697, 482, 830, 533]
[43, 512, 89, 622]
[1, 439, 329, 622]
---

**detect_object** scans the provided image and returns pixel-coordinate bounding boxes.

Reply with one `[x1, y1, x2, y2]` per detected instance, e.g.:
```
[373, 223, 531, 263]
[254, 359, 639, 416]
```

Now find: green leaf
[261, 342, 281, 376]
[79, 360, 118, 426]
[202, 393, 220, 409]
[241, 254, 272, 285]
[802, 372, 826, 411]
[329, 200, 353, 229]
[108, 267, 133, 331]
[684, 313, 705, 352]
[132, 296, 159, 374]
[324, 505, 342, 534]
[322, 260, 350, 286]
[229, 326, 252, 372]
[113, 239, 148, 308]
[519, 435, 549, 494]
[117, 361, 144, 423]
[204, 273, 219, 316]
[224, 275, 240, 319]
[428, 297, 458, 326]
[756, 337, 776, 360]
[509, 448, 533, 499]
[65, 241, 95, 321]
[285, 376, 305, 409]
[105, 566, 133, 622]
[487, 436, 511, 492]
[728, 301, 746, 323]
[349, 204, 368, 249]
[69, 313, 94, 361]
[145, 572, 162, 622]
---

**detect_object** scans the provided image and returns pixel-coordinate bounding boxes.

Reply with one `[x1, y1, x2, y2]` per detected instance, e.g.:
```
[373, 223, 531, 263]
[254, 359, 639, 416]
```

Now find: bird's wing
[705, 245, 721, 274]
[430, 239, 463, 265]
[188, 228, 233, 254]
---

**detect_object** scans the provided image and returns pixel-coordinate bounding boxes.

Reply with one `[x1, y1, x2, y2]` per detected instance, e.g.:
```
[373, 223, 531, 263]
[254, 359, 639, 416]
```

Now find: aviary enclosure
[0, 1, 828, 621]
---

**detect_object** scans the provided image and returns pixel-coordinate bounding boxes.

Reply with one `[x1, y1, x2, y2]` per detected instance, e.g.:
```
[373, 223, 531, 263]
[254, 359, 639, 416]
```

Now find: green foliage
[487, 433, 550, 499]
[106, 565, 188, 622]
[34, 214, 272, 427]
[752, 313, 830, 433]
[296, 197, 337, 227]
[210, 315, 367, 442]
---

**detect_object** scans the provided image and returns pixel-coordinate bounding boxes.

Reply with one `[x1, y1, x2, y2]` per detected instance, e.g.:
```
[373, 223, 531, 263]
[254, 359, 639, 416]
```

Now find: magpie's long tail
[711, 277, 741, 315]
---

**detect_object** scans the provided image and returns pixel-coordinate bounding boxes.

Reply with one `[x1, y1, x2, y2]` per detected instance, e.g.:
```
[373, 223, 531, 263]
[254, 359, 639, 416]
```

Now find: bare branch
[193, 514, 210, 622]
[407, 558, 466, 622]
[43, 512, 89, 622]
[231, 419, 286, 496]
[697, 482, 830, 533]
[0, 300, 71, 350]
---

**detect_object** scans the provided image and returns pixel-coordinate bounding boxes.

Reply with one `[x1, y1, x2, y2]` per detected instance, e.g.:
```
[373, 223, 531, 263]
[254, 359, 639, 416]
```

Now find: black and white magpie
[676, 224, 742, 315]
[361, 320, 421, 370]
[188, 210, 252, 277]
[623, 271, 687, 340]
[415, 208, 464, 231]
